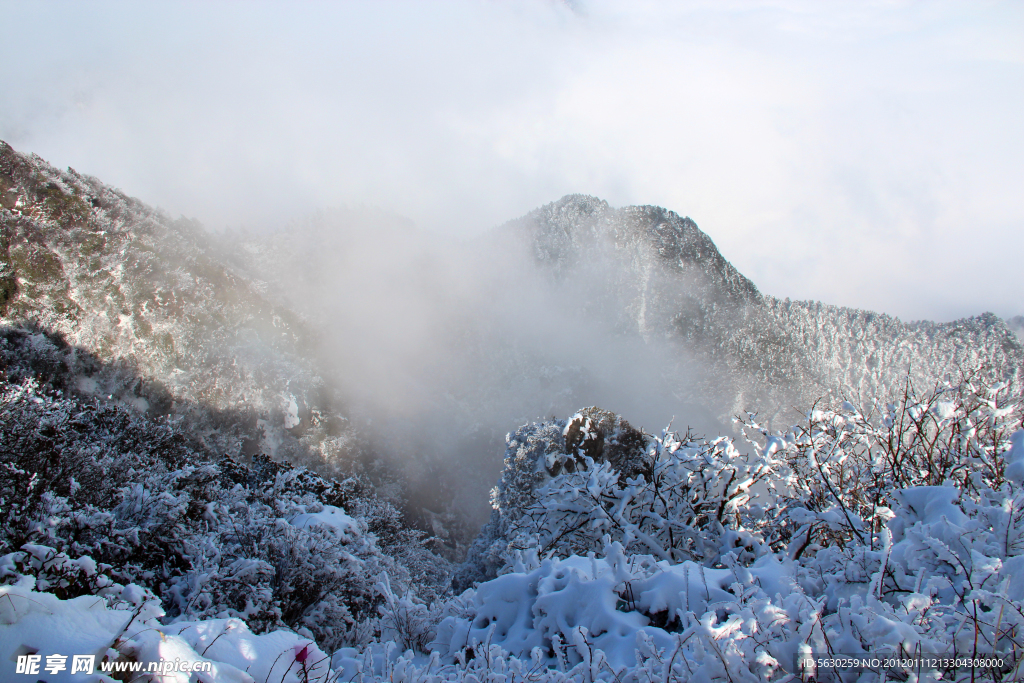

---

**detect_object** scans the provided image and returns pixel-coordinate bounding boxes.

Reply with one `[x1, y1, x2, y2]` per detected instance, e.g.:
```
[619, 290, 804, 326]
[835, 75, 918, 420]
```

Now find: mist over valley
[2, 2, 1022, 679]
[6, 144, 1018, 539]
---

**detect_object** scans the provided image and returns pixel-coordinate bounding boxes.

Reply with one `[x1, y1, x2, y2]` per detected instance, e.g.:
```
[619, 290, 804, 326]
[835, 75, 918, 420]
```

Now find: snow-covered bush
[0, 331, 452, 657]
[434, 541, 814, 674]
[456, 408, 778, 590]
[505, 427, 778, 566]
[438, 382, 1023, 681]
[731, 375, 1024, 680]
[740, 374, 1023, 559]
[0, 543, 148, 605]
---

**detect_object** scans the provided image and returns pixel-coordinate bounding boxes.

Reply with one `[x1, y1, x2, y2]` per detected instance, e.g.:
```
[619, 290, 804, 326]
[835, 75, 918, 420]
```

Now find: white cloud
[1, 0, 1021, 321]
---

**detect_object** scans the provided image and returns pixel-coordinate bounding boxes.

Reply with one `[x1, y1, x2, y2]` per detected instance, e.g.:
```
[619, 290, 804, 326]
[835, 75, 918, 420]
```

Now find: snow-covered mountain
[508, 194, 1023, 424]
[0, 141, 370, 477]
[3, 141, 1024, 681]
[6, 139, 1021, 531]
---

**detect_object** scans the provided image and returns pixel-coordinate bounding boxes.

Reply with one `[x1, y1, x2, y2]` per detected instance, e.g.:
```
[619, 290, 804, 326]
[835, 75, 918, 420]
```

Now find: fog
[241, 205, 722, 523]
[2, 1, 1022, 322]
[2, 0, 1023, 525]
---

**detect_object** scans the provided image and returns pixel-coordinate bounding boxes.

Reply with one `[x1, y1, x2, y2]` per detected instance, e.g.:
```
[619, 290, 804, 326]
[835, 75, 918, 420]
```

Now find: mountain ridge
[509, 193, 1022, 423]
[2, 139, 1021, 528]
[0, 140, 370, 477]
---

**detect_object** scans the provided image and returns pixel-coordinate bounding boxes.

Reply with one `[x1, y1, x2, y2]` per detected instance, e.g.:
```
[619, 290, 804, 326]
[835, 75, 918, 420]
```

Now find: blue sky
[2, 0, 1021, 321]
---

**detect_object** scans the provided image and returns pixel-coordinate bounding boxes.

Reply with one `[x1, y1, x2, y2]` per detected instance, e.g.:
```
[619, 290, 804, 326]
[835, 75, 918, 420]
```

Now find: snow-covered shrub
[453, 420, 567, 590]
[456, 409, 655, 590]
[506, 427, 778, 566]
[740, 374, 1023, 559]
[0, 335, 452, 656]
[740, 374, 1024, 600]
[0, 544, 136, 603]
[161, 480, 387, 651]
[433, 541, 819, 678]
[438, 382, 1023, 681]
[456, 408, 779, 590]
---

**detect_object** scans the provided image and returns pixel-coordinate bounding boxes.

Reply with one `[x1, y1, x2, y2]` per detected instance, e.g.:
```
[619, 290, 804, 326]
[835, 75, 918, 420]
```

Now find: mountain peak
[507, 194, 761, 306]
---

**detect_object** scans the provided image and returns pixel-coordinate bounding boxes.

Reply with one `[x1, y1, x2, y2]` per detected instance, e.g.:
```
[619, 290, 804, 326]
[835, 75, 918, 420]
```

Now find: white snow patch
[289, 505, 358, 537]
[0, 583, 332, 682]
[1005, 429, 1024, 486]
[281, 393, 301, 428]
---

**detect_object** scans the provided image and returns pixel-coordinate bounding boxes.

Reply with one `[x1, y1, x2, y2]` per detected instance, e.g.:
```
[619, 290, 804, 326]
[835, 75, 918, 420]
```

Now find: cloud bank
[237, 205, 719, 522]
[1, 0, 1021, 321]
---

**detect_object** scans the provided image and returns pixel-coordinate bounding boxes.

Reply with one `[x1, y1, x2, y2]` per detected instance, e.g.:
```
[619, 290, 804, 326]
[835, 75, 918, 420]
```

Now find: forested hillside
[509, 195, 1023, 424]
[0, 141, 371, 477]
[2, 142, 1023, 681]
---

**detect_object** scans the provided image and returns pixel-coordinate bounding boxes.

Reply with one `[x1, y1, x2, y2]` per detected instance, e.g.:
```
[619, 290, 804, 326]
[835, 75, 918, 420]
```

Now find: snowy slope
[509, 194, 1024, 424]
[0, 141, 365, 474]
[3, 142, 1024, 681]
[221, 189, 1024, 538]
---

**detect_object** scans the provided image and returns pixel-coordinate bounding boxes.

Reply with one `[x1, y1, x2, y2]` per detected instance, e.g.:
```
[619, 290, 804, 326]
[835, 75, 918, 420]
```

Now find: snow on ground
[2, 363, 1021, 681]
[0, 580, 331, 682]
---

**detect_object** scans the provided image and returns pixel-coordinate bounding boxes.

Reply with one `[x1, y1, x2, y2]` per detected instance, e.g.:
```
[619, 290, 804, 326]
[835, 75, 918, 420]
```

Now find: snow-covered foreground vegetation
[2, 326, 1022, 681]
